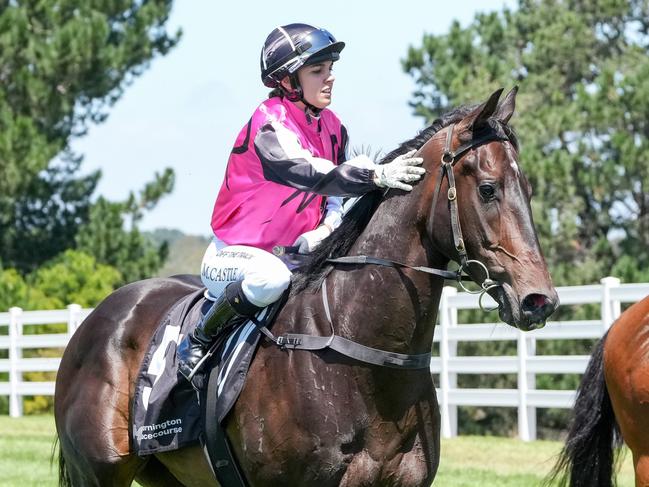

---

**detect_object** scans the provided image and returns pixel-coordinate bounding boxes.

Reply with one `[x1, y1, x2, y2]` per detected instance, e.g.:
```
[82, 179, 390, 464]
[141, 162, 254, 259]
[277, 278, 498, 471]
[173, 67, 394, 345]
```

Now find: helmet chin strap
[282, 74, 322, 117]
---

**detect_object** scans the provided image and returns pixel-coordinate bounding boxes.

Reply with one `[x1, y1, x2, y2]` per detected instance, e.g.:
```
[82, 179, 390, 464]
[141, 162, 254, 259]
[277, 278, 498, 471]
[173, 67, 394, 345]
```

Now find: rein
[267, 124, 509, 369]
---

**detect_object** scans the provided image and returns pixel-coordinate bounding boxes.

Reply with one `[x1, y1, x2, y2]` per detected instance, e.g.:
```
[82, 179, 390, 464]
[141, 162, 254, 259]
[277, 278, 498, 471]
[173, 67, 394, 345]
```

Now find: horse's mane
[290, 103, 517, 294]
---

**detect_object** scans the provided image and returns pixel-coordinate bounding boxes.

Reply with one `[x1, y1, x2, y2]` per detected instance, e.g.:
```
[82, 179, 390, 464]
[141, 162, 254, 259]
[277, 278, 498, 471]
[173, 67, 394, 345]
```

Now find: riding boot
[177, 280, 262, 385]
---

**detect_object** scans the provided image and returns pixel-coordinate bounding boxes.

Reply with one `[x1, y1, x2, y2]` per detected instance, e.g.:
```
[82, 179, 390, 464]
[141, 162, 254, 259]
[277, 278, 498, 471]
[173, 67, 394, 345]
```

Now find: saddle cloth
[131, 288, 264, 455]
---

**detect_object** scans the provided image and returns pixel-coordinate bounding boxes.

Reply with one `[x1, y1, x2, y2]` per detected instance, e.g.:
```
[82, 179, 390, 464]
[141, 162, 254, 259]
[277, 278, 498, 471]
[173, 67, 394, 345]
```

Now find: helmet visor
[292, 29, 345, 67]
[270, 29, 345, 75]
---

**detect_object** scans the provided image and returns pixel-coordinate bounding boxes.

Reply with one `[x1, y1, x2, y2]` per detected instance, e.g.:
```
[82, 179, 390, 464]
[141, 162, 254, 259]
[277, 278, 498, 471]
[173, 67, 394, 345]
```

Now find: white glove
[373, 149, 425, 191]
[292, 225, 332, 254]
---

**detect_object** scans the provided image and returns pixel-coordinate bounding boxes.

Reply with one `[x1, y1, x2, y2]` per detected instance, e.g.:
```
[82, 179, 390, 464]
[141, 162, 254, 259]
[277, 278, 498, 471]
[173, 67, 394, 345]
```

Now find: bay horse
[55, 87, 558, 486]
[550, 294, 649, 487]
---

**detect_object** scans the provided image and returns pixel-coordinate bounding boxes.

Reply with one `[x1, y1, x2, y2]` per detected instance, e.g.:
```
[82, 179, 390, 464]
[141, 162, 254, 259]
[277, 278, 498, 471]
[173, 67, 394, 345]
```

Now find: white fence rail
[1, 277, 648, 441]
[0, 304, 92, 417]
[432, 276, 648, 440]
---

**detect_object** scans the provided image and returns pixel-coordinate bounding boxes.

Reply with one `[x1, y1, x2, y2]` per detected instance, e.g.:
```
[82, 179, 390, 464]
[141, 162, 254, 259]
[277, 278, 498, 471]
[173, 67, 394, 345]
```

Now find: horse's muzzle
[519, 292, 559, 330]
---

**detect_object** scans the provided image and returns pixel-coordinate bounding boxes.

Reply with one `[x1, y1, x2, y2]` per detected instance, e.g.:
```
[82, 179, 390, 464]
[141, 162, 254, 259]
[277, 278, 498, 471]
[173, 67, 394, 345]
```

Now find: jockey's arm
[254, 121, 378, 197]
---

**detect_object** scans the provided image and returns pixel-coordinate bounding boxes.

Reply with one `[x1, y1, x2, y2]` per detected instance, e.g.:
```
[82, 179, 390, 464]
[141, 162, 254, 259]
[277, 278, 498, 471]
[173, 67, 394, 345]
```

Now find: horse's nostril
[522, 293, 549, 312]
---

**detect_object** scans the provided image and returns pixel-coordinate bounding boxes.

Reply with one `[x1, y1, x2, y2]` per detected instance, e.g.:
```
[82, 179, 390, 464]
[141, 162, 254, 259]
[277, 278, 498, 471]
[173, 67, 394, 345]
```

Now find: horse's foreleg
[338, 447, 433, 487]
[337, 430, 437, 487]
[338, 450, 380, 487]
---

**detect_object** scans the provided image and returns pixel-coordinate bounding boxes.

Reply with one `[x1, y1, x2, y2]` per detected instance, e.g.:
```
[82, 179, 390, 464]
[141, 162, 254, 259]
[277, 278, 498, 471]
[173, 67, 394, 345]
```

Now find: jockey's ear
[494, 86, 518, 124]
[458, 88, 503, 133]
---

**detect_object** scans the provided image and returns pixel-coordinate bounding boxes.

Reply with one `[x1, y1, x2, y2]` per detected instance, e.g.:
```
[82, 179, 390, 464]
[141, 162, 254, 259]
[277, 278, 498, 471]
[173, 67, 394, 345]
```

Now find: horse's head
[421, 87, 558, 331]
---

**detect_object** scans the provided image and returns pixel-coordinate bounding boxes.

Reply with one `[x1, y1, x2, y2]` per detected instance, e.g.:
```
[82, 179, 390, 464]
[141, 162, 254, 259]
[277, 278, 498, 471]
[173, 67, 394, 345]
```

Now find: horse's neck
[330, 193, 446, 355]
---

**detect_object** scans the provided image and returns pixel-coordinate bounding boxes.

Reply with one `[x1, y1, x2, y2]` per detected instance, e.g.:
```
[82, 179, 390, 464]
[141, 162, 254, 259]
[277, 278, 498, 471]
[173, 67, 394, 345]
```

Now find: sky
[72, 0, 514, 236]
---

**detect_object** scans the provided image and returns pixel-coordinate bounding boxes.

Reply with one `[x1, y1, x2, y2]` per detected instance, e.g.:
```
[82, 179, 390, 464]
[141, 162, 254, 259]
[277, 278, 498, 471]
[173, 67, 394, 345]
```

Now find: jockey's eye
[479, 183, 496, 201]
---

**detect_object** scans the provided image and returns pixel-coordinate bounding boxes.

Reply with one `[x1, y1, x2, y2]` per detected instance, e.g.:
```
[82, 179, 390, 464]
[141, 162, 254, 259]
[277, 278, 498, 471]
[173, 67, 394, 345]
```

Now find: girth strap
[203, 367, 249, 487]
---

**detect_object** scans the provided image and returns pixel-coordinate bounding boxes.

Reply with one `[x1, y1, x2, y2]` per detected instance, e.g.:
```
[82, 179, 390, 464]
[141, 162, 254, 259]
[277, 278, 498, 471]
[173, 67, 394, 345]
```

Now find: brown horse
[550, 294, 649, 487]
[55, 87, 558, 486]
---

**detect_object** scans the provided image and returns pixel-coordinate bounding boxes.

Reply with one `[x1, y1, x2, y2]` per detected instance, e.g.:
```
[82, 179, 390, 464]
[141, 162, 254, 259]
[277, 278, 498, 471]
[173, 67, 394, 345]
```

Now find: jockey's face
[282, 60, 335, 110]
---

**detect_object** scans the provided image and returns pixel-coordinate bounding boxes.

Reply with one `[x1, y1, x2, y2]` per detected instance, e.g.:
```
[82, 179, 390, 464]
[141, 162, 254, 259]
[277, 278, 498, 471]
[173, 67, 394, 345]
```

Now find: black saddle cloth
[131, 288, 264, 455]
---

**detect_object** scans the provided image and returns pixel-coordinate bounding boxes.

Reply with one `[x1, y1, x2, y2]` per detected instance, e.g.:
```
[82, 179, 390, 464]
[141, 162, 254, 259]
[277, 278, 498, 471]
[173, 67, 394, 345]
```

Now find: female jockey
[177, 23, 425, 384]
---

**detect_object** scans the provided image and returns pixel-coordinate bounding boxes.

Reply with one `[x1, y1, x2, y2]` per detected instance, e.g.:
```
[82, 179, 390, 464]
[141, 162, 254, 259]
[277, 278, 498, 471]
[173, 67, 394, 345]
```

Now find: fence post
[8, 307, 23, 418]
[601, 277, 621, 330]
[517, 330, 536, 441]
[448, 288, 458, 437]
[439, 286, 458, 438]
[67, 304, 82, 339]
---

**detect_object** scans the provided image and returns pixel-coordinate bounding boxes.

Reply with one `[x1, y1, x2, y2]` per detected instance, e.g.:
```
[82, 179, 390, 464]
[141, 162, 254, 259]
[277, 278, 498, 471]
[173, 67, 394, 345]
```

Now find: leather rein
[265, 124, 508, 369]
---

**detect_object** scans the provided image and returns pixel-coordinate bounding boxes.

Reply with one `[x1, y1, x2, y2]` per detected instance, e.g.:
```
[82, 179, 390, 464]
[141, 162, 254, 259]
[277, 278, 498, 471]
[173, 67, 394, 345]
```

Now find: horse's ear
[459, 88, 504, 131]
[494, 86, 518, 124]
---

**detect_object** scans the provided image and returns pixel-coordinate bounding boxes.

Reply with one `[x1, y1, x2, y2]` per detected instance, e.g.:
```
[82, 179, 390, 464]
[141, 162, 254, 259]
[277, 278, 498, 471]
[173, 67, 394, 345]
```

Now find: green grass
[0, 415, 58, 486]
[0, 415, 636, 486]
[437, 435, 634, 486]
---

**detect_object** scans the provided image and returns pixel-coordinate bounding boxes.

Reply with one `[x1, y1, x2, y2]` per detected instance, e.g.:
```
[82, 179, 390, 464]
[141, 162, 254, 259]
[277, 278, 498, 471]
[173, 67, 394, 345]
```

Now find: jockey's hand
[293, 225, 332, 254]
[373, 149, 425, 191]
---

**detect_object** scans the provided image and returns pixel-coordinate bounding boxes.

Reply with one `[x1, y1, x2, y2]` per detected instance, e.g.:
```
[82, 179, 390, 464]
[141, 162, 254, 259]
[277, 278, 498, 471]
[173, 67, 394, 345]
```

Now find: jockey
[177, 23, 425, 384]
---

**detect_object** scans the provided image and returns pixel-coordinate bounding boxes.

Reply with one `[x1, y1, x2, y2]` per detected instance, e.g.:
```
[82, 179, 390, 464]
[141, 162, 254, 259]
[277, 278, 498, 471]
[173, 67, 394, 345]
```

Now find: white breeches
[200, 238, 292, 307]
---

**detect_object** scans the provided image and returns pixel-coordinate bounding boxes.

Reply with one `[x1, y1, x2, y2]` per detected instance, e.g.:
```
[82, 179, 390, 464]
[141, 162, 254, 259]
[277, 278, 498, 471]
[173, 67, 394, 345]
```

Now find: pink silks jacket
[210, 96, 376, 252]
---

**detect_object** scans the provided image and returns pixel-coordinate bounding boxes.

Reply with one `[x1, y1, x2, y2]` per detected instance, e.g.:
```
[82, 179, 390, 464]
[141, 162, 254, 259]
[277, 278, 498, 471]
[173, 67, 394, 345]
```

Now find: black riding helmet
[260, 23, 345, 112]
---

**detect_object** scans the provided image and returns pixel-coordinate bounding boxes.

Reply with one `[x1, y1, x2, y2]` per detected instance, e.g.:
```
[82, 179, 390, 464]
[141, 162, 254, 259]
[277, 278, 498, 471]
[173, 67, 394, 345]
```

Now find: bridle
[428, 123, 506, 305]
[319, 122, 508, 308]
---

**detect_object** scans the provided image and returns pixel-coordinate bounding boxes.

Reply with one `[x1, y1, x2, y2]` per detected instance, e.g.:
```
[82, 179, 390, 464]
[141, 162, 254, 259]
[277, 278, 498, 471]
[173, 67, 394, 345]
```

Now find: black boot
[177, 281, 261, 386]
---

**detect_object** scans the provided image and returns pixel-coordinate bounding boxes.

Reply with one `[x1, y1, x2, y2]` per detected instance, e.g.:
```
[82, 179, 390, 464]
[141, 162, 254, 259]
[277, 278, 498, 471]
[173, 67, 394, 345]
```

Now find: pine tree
[76, 168, 174, 284]
[0, 0, 179, 272]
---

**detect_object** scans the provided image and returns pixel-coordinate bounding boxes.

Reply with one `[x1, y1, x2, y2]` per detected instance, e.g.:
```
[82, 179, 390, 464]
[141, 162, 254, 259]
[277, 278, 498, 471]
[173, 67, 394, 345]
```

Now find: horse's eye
[479, 183, 496, 200]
